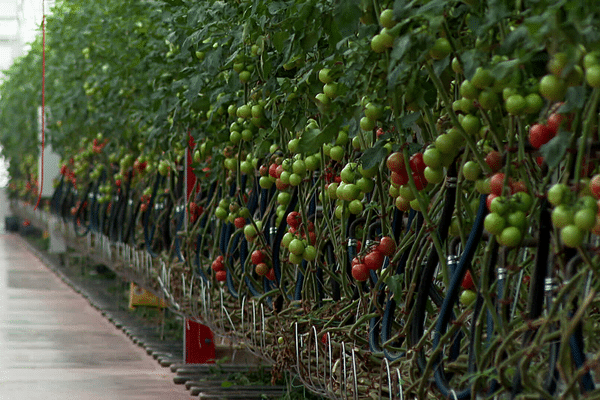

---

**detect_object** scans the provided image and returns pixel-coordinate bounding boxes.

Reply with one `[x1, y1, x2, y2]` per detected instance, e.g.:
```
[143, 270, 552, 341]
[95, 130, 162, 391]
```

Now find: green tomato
[560, 224, 584, 248]
[459, 290, 477, 307]
[288, 173, 302, 186]
[484, 212, 506, 236]
[398, 185, 415, 201]
[524, 93, 544, 114]
[336, 130, 349, 146]
[356, 177, 375, 193]
[451, 57, 463, 74]
[475, 178, 491, 194]
[490, 196, 509, 215]
[429, 37, 452, 60]
[460, 80, 479, 100]
[360, 116, 376, 131]
[288, 238, 305, 256]
[323, 83, 338, 99]
[551, 204, 575, 229]
[512, 192, 533, 213]
[547, 183, 570, 206]
[277, 191, 291, 206]
[574, 208, 597, 231]
[460, 114, 481, 136]
[478, 90, 499, 110]
[329, 146, 345, 162]
[326, 183, 338, 200]
[303, 245, 317, 261]
[585, 65, 600, 88]
[423, 167, 444, 184]
[379, 9, 396, 29]
[279, 171, 291, 185]
[334, 204, 349, 219]
[539, 74, 567, 101]
[462, 161, 481, 181]
[281, 232, 294, 248]
[423, 147, 443, 169]
[318, 68, 332, 84]
[358, 164, 378, 178]
[505, 94, 527, 115]
[239, 70, 251, 83]
[498, 226, 522, 247]
[507, 210, 527, 230]
[292, 160, 306, 176]
[244, 224, 257, 239]
[364, 103, 384, 121]
[348, 199, 364, 215]
[471, 67, 494, 89]
[237, 105, 252, 119]
[305, 155, 319, 171]
[371, 33, 393, 53]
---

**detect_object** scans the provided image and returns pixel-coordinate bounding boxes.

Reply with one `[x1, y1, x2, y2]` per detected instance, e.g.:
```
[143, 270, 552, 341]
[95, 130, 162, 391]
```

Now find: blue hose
[431, 194, 487, 400]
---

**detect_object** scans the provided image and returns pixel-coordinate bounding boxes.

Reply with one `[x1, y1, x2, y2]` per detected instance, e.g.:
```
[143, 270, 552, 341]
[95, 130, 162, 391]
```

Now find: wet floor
[0, 234, 194, 400]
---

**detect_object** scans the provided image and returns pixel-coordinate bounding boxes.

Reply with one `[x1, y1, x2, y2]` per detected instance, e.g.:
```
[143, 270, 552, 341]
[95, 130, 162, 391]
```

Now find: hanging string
[35, 0, 46, 210]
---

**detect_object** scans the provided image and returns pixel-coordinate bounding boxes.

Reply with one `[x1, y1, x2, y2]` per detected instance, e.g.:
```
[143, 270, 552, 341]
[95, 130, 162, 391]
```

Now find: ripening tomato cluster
[280, 211, 317, 264]
[387, 151, 431, 212]
[211, 255, 227, 282]
[250, 249, 275, 281]
[528, 110, 571, 149]
[188, 201, 203, 224]
[484, 173, 533, 247]
[351, 236, 396, 282]
[547, 181, 600, 248]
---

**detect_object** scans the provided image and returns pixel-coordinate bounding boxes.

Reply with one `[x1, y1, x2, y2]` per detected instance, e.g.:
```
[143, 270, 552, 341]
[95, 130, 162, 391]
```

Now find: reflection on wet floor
[0, 234, 194, 400]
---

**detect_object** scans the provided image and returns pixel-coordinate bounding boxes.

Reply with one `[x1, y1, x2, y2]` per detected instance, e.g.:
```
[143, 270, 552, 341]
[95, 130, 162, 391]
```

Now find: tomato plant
[4, 0, 600, 398]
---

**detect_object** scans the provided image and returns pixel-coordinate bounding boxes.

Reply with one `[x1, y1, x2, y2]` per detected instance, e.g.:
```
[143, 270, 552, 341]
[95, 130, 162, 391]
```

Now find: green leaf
[393, 0, 409, 20]
[499, 26, 529, 55]
[558, 86, 586, 113]
[540, 128, 571, 169]
[400, 112, 421, 129]
[384, 275, 404, 300]
[301, 29, 320, 51]
[221, 381, 234, 388]
[417, 0, 444, 17]
[334, 0, 361, 39]
[432, 57, 450, 77]
[360, 141, 387, 170]
[460, 49, 479, 80]
[272, 31, 289, 53]
[390, 35, 411, 64]
[297, 118, 340, 154]
[490, 59, 521, 82]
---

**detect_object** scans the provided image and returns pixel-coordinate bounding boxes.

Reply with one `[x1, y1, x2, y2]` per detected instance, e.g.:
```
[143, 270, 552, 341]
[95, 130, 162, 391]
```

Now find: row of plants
[3, 0, 600, 398]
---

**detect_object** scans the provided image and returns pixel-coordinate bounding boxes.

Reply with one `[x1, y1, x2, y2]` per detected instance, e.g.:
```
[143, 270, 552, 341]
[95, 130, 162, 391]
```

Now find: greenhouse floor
[0, 234, 194, 400]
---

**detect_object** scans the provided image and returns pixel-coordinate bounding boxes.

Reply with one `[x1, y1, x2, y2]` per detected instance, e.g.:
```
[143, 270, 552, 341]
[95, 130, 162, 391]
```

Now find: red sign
[184, 319, 216, 364]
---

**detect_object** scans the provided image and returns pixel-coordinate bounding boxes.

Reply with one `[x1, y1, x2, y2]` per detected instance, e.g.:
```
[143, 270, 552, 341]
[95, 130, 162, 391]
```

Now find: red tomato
[376, 236, 396, 256]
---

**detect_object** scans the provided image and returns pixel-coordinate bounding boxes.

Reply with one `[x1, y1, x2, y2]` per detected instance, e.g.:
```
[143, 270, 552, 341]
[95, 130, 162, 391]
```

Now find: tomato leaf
[490, 59, 521, 81]
[558, 86, 586, 113]
[432, 56, 450, 77]
[272, 31, 289, 53]
[391, 35, 412, 64]
[400, 112, 421, 129]
[360, 140, 387, 170]
[333, 0, 361, 40]
[384, 275, 404, 300]
[540, 128, 571, 169]
[393, 0, 409, 20]
[456, 52, 477, 81]
[499, 26, 529, 55]
[296, 117, 340, 154]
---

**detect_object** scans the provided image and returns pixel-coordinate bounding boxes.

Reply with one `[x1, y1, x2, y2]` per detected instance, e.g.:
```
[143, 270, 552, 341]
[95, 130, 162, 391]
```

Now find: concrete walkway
[0, 234, 194, 400]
